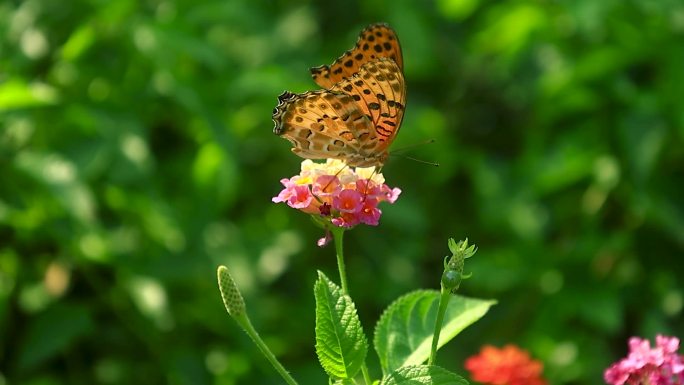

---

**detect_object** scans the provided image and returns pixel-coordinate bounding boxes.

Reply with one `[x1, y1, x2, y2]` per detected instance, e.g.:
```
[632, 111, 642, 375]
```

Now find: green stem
[330, 226, 372, 385]
[235, 313, 299, 385]
[331, 226, 349, 294]
[361, 365, 372, 385]
[428, 286, 451, 365]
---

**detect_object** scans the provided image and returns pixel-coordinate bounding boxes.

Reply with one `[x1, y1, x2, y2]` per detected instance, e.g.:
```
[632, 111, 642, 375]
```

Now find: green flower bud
[442, 270, 462, 292]
[217, 265, 246, 317]
[441, 238, 476, 293]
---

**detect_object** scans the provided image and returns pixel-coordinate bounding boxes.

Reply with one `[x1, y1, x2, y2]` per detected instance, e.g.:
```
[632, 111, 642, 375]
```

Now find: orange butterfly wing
[272, 90, 376, 166]
[310, 23, 403, 89]
[330, 58, 405, 154]
[273, 58, 405, 167]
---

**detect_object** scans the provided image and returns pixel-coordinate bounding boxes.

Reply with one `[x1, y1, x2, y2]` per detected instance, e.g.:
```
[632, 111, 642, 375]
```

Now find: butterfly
[272, 23, 405, 168]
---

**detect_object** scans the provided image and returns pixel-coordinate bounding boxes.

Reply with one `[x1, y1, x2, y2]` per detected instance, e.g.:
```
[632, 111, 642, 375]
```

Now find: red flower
[465, 345, 547, 385]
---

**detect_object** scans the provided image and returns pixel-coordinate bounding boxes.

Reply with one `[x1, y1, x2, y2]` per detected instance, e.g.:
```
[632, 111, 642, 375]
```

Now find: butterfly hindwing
[272, 90, 377, 162]
[310, 23, 403, 89]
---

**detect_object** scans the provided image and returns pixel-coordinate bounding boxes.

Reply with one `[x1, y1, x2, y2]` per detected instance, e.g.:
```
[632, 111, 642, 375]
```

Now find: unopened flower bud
[442, 238, 475, 293]
[441, 270, 462, 292]
[217, 265, 245, 317]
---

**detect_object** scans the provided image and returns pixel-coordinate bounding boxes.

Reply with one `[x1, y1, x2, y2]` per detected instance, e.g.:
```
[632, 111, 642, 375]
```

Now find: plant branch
[238, 313, 299, 385]
[428, 286, 451, 365]
[330, 226, 373, 385]
[331, 226, 349, 294]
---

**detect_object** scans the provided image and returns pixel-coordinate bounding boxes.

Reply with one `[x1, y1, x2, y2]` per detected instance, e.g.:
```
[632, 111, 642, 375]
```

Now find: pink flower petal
[359, 198, 381, 226]
[604, 363, 630, 385]
[656, 335, 680, 355]
[313, 175, 342, 197]
[387, 187, 402, 203]
[331, 212, 360, 228]
[287, 185, 313, 209]
[333, 189, 363, 213]
[272, 189, 290, 203]
[317, 231, 332, 247]
[356, 179, 381, 197]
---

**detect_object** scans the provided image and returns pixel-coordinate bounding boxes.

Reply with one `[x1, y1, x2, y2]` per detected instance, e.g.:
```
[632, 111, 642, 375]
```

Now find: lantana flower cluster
[273, 159, 401, 230]
[604, 335, 684, 385]
[464, 344, 547, 385]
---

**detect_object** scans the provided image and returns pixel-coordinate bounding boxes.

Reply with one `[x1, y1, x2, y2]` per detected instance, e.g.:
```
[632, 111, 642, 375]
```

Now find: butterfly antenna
[319, 164, 348, 193]
[394, 154, 440, 167]
[390, 139, 436, 154]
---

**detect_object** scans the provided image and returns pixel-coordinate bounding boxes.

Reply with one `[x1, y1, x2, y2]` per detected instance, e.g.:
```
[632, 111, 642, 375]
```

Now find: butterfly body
[272, 24, 405, 168]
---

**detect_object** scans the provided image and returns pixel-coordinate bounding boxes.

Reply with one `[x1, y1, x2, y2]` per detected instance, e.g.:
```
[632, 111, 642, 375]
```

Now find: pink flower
[287, 184, 313, 209]
[383, 186, 402, 203]
[317, 231, 332, 247]
[313, 175, 341, 198]
[356, 179, 382, 197]
[334, 189, 363, 213]
[272, 160, 401, 241]
[356, 179, 401, 203]
[358, 198, 381, 225]
[604, 335, 684, 385]
[332, 212, 361, 228]
[272, 178, 295, 203]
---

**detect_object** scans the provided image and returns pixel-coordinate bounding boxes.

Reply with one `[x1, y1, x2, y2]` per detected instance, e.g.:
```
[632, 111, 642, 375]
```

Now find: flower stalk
[331, 226, 349, 294]
[329, 226, 373, 385]
[428, 238, 476, 365]
[428, 286, 452, 366]
[217, 266, 299, 385]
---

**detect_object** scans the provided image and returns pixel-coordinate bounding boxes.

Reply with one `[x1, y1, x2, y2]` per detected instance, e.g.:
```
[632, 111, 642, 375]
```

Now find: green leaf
[380, 365, 468, 385]
[314, 271, 368, 379]
[0, 80, 59, 110]
[374, 290, 495, 375]
[332, 379, 357, 385]
[18, 303, 94, 371]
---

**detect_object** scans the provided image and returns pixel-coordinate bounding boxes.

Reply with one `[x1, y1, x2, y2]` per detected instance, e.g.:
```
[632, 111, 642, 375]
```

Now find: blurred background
[1, 0, 683, 384]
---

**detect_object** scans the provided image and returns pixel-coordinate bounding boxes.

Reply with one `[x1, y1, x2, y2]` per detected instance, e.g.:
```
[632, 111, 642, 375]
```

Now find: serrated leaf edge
[314, 271, 368, 379]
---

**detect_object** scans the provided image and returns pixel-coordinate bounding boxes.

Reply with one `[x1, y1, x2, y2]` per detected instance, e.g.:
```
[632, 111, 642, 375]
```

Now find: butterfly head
[345, 151, 389, 168]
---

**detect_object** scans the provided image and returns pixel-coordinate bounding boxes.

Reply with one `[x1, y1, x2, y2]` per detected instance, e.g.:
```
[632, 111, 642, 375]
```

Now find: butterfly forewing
[331, 58, 405, 152]
[311, 23, 403, 89]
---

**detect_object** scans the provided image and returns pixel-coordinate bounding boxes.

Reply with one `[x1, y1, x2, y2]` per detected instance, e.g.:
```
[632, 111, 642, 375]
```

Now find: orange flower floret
[465, 345, 547, 385]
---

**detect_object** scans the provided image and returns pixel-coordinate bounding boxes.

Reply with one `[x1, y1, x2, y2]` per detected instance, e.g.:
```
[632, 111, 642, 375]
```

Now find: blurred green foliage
[1, 0, 683, 384]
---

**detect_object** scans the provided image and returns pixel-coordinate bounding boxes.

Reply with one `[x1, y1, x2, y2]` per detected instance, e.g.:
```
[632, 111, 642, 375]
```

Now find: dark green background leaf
[18, 303, 94, 371]
[1, 0, 683, 384]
